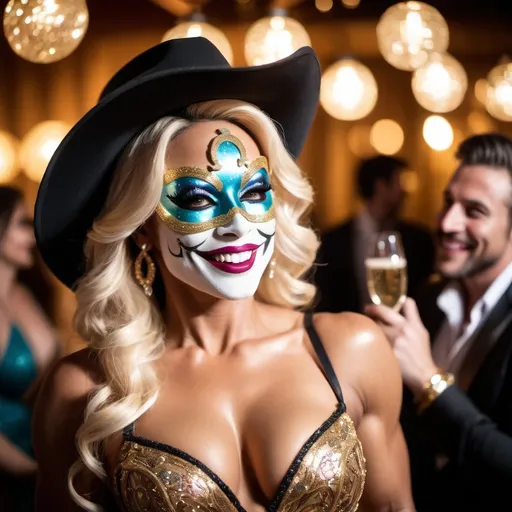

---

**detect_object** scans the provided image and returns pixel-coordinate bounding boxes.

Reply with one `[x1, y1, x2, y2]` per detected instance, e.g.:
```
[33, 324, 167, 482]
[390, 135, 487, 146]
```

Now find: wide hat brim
[34, 37, 320, 289]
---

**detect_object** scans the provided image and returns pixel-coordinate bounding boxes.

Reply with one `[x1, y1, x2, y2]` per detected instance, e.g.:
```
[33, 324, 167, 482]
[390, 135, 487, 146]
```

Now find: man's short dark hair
[356, 155, 408, 200]
[456, 133, 512, 177]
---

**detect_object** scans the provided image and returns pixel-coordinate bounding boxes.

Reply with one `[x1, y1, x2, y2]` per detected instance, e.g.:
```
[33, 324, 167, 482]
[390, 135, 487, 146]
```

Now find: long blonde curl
[69, 100, 319, 510]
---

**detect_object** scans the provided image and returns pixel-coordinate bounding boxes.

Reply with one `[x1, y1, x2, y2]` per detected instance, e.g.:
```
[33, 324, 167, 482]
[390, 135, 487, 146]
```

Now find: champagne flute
[365, 231, 408, 310]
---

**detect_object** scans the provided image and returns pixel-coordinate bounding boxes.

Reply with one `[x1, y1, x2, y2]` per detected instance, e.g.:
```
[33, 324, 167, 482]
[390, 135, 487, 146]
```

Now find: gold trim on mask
[240, 156, 270, 188]
[209, 127, 247, 171]
[163, 166, 223, 190]
[156, 203, 275, 235]
[208, 128, 272, 180]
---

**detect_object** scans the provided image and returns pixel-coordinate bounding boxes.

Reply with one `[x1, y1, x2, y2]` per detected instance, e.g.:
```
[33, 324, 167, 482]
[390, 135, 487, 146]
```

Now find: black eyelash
[167, 187, 215, 203]
[242, 180, 272, 195]
[166, 186, 217, 211]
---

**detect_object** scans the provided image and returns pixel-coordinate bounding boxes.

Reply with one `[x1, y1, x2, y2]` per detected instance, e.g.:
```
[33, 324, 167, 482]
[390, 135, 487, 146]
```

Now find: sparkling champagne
[365, 257, 407, 309]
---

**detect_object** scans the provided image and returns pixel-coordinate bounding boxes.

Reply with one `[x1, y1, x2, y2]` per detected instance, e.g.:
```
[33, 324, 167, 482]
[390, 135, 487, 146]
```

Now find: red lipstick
[197, 244, 261, 274]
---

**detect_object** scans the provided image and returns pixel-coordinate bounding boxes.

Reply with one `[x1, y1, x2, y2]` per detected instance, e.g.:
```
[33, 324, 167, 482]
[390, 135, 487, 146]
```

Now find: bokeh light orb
[320, 59, 378, 121]
[423, 115, 453, 151]
[0, 131, 20, 184]
[370, 119, 404, 155]
[376, 1, 449, 71]
[3, 0, 89, 64]
[474, 78, 488, 105]
[485, 62, 512, 122]
[163, 20, 233, 65]
[244, 14, 311, 66]
[20, 120, 71, 182]
[412, 52, 467, 113]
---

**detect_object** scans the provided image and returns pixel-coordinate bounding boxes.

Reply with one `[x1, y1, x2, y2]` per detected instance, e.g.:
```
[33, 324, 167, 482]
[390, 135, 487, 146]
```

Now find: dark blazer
[403, 278, 512, 511]
[314, 218, 435, 313]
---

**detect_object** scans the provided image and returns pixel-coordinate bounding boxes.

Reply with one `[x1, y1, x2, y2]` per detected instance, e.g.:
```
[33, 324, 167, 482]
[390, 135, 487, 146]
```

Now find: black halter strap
[304, 311, 346, 408]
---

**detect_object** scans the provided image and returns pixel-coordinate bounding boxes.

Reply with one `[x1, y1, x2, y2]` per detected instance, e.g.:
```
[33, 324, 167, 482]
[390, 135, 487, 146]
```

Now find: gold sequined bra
[113, 313, 367, 512]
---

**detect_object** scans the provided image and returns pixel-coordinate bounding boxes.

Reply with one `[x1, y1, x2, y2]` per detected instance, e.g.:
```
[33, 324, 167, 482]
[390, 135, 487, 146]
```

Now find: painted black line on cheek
[168, 242, 183, 258]
[168, 238, 208, 259]
[257, 229, 275, 254]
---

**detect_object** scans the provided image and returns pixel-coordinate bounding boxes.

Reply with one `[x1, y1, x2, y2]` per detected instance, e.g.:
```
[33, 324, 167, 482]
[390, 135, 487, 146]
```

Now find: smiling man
[366, 133, 512, 511]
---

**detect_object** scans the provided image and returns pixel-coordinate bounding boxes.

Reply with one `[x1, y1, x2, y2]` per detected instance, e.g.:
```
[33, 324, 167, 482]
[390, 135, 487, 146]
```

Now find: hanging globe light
[376, 1, 449, 71]
[412, 52, 467, 113]
[244, 9, 311, 66]
[423, 115, 453, 151]
[320, 58, 378, 121]
[20, 120, 71, 182]
[162, 12, 233, 66]
[3, 0, 89, 64]
[0, 131, 20, 184]
[485, 61, 512, 122]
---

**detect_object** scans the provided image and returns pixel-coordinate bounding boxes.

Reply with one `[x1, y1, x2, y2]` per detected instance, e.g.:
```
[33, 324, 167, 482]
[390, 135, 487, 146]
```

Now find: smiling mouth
[438, 236, 474, 253]
[196, 244, 261, 274]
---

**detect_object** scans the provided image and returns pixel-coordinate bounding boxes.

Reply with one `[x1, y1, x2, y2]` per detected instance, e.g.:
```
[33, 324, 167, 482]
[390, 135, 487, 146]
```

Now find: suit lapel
[458, 283, 512, 393]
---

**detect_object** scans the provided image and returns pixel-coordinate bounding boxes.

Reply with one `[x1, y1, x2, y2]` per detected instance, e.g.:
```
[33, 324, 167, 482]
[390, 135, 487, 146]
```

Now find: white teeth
[212, 250, 254, 263]
[443, 241, 466, 250]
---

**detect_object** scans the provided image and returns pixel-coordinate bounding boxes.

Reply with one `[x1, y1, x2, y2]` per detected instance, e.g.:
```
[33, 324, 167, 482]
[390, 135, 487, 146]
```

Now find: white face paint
[155, 123, 276, 300]
[157, 215, 275, 300]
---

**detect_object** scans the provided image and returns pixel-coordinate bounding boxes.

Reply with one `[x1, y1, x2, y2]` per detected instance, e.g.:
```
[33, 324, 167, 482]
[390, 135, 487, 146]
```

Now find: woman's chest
[108, 353, 365, 508]
[112, 408, 365, 512]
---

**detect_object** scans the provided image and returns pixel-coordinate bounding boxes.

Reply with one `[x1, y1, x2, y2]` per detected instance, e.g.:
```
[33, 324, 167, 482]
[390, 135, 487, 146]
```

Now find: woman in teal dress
[0, 186, 60, 511]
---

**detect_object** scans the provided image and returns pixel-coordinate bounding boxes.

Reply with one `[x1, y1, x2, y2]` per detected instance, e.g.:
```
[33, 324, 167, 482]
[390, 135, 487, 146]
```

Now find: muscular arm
[317, 313, 415, 512]
[356, 326, 414, 512]
[32, 350, 109, 511]
[0, 432, 36, 476]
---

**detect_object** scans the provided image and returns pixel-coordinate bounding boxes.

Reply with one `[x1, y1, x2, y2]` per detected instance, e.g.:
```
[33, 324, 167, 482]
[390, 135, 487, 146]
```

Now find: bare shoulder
[33, 348, 101, 452]
[311, 311, 396, 365]
[33, 348, 109, 510]
[35, 347, 101, 405]
[310, 312, 402, 412]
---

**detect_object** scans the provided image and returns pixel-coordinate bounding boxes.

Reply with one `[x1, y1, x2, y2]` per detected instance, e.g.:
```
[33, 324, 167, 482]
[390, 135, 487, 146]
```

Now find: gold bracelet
[416, 369, 455, 413]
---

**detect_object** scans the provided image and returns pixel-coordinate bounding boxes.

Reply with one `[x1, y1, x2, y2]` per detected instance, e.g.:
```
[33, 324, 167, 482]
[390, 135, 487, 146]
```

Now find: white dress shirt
[432, 261, 512, 376]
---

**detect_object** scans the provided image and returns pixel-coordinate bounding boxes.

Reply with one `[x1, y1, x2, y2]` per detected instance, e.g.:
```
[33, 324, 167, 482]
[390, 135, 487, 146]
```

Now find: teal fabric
[0, 325, 37, 400]
[0, 325, 37, 512]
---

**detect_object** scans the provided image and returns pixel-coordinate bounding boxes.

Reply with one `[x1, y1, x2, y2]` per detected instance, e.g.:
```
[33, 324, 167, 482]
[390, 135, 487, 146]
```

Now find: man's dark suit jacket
[314, 218, 435, 313]
[403, 278, 512, 511]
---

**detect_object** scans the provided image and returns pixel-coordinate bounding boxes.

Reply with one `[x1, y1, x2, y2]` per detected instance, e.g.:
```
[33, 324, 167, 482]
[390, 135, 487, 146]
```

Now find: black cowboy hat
[34, 36, 320, 289]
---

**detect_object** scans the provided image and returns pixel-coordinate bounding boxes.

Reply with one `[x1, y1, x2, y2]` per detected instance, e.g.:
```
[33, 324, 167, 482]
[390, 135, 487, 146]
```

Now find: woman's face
[0, 202, 35, 269]
[155, 121, 275, 300]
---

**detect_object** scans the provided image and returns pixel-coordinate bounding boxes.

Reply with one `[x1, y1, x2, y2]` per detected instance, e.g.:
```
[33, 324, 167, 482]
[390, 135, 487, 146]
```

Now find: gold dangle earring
[134, 243, 156, 297]
[268, 258, 277, 280]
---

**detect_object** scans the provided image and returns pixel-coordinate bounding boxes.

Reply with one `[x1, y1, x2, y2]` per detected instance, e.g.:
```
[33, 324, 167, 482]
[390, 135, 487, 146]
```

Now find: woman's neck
[162, 278, 266, 355]
[0, 259, 16, 302]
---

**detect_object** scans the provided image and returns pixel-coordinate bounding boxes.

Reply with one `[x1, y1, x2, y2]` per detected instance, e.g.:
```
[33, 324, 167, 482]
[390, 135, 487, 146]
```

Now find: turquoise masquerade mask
[156, 128, 274, 234]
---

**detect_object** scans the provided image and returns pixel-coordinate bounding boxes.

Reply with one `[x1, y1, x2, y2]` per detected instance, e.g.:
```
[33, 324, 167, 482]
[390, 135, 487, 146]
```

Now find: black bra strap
[304, 311, 346, 409]
[123, 422, 135, 438]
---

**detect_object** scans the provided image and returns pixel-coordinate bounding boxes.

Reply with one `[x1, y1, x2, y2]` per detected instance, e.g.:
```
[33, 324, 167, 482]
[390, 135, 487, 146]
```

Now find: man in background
[315, 155, 435, 313]
[366, 133, 512, 511]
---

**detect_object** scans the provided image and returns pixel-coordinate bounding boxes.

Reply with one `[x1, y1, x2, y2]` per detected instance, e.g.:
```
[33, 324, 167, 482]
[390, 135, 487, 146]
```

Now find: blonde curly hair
[69, 99, 319, 510]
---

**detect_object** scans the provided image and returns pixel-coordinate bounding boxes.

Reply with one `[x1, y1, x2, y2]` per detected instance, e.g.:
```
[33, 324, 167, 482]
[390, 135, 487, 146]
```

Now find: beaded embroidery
[113, 409, 366, 512]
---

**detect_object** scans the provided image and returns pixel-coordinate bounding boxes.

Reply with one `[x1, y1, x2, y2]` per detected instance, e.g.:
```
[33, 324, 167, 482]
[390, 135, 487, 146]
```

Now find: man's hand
[364, 298, 438, 395]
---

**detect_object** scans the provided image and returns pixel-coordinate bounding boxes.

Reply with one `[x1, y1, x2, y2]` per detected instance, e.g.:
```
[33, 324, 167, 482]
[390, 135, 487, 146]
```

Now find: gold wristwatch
[416, 369, 455, 413]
